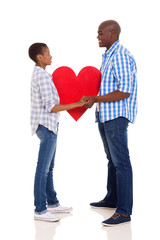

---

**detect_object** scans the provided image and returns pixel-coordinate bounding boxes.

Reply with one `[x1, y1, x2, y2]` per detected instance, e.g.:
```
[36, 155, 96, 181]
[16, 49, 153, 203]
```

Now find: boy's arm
[37, 73, 58, 113]
[50, 97, 85, 113]
[38, 72, 85, 113]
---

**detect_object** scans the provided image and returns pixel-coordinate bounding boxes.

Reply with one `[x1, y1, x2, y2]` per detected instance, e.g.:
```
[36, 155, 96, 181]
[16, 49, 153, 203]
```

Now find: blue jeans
[98, 117, 133, 215]
[34, 125, 59, 214]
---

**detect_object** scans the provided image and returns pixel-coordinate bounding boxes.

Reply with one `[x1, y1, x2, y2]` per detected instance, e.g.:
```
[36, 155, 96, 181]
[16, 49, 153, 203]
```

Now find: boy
[29, 43, 85, 222]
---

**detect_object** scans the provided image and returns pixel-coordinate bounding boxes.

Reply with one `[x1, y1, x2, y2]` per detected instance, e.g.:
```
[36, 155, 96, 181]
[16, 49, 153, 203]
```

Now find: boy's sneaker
[48, 205, 73, 214]
[90, 200, 116, 209]
[102, 213, 131, 227]
[34, 211, 59, 222]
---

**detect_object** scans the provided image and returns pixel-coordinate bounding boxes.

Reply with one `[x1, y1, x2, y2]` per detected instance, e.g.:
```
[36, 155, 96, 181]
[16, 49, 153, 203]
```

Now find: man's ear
[111, 30, 115, 38]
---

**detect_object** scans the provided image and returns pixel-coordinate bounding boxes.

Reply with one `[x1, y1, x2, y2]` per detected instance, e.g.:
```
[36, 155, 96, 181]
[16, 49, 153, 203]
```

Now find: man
[84, 20, 137, 226]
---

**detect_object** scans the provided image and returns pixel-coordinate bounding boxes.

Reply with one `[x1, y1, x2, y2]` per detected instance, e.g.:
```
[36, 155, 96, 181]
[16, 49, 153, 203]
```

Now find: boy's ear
[36, 54, 42, 62]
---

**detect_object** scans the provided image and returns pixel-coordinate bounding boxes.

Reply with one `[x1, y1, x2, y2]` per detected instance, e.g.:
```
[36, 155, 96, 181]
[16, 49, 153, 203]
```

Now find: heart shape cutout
[52, 66, 101, 121]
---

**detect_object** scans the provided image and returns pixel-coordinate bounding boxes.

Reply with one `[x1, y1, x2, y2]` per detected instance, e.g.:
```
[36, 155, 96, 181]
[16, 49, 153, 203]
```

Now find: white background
[1, 0, 160, 239]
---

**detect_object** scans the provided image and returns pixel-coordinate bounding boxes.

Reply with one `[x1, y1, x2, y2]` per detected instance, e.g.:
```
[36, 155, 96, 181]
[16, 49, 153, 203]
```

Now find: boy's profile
[29, 42, 85, 222]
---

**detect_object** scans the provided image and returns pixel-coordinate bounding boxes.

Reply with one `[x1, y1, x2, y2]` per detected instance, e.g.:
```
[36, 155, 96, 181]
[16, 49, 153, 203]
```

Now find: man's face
[97, 24, 113, 49]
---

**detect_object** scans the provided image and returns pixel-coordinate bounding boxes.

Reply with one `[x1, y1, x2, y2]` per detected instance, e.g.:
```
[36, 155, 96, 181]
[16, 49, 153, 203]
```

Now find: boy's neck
[36, 63, 46, 70]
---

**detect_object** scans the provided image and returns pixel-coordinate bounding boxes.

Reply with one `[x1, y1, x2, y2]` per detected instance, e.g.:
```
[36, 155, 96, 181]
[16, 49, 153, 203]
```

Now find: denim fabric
[98, 117, 133, 215]
[34, 125, 59, 214]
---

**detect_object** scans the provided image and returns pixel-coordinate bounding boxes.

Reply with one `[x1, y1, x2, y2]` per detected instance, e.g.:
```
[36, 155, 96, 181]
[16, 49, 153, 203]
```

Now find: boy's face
[37, 47, 52, 68]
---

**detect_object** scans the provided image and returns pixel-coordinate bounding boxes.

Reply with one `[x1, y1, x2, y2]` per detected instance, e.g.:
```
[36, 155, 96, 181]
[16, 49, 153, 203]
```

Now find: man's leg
[104, 117, 133, 215]
[98, 120, 117, 205]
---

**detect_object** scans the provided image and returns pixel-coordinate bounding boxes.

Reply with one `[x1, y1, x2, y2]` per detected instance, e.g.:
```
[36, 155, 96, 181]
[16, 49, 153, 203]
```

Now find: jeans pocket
[36, 125, 43, 139]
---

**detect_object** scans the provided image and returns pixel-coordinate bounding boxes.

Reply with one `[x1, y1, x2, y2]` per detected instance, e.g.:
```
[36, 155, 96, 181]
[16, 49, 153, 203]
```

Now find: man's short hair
[28, 43, 48, 63]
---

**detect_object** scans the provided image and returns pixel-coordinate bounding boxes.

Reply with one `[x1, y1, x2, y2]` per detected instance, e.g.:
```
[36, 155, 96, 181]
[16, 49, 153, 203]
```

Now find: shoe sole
[102, 220, 131, 227]
[34, 217, 59, 222]
[90, 205, 116, 210]
[48, 207, 73, 214]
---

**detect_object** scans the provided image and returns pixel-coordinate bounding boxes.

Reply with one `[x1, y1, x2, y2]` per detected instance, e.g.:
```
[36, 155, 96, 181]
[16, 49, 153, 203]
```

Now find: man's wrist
[94, 96, 99, 103]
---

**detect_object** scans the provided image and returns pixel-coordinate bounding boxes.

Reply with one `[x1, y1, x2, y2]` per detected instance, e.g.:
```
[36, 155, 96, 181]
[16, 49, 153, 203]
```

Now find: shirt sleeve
[112, 52, 132, 93]
[37, 72, 56, 113]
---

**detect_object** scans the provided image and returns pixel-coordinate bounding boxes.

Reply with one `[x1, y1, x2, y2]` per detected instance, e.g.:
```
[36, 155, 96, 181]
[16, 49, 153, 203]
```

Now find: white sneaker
[48, 205, 73, 213]
[34, 211, 59, 222]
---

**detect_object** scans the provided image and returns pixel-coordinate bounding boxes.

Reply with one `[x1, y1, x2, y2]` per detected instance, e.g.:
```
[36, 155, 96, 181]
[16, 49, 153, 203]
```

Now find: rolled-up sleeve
[113, 53, 132, 93]
[37, 73, 56, 112]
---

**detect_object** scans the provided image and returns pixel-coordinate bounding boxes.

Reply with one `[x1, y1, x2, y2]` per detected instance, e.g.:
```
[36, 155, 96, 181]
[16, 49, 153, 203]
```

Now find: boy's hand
[78, 96, 86, 107]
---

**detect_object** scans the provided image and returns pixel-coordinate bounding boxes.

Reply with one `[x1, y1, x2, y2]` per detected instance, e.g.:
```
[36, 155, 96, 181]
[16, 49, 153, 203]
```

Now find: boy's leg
[46, 135, 72, 214]
[46, 145, 59, 206]
[34, 125, 58, 214]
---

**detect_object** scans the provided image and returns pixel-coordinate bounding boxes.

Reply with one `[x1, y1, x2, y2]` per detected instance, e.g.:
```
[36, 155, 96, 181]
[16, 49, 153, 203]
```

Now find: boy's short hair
[28, 43, 48, 63]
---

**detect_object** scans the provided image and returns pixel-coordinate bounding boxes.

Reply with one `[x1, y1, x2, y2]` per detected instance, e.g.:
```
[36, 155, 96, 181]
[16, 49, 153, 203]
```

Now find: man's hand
[83, 90, 130, 109]
[84, 96, 96, 108]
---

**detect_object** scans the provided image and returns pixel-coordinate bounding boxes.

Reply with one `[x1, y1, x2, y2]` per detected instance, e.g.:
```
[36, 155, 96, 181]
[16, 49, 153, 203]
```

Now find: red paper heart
[52, 66, 101, 121]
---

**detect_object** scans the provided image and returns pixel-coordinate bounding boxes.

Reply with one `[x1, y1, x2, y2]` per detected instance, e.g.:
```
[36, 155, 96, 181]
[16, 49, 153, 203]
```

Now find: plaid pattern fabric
[30, 66, 60, 135]
[96, 40, 138, 123]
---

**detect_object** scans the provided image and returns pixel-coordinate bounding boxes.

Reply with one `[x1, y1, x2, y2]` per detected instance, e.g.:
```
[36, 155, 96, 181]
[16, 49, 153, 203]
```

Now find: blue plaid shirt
[96, 40, 138, 123]
[30, 66, 60, 135]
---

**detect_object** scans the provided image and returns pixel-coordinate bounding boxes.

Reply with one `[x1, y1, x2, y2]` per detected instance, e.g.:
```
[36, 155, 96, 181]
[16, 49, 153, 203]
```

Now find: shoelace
[111, 213, 121, 220]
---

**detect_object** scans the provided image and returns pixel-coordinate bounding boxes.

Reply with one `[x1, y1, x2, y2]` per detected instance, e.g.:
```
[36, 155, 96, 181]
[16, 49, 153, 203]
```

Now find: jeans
[98, 117, 133, 215]
[34, 125, 59, 214]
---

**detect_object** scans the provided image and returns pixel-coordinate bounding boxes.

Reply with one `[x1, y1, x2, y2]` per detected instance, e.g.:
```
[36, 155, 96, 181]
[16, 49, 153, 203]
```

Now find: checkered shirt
[30, 66, 60, 135]
[96, 40, 138, 123]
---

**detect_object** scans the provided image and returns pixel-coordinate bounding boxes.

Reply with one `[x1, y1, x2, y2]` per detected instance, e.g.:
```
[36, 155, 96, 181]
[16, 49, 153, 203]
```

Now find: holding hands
[78, 96, 96, 108]
[51, 96, 96, 113]
[84, 96, 96, 108]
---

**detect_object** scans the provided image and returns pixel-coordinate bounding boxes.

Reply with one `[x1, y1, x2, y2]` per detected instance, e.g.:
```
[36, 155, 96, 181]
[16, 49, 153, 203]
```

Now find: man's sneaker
[102, 213, 131, 226]
[48, 205, 73, 213]
[90, 200, 116, 209]
[34, 211, 59, 222]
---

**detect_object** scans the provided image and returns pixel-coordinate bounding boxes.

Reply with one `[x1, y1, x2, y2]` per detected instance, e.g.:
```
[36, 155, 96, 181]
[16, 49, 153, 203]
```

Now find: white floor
[34, 208, 132, 240]
[2, 201, 160, 240]
[2, 104, 159, 235]
[1, 0, 160, 239]
[1, 110, 160, 240]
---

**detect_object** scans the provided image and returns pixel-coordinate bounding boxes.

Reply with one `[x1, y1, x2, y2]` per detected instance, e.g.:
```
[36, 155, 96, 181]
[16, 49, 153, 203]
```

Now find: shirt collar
[34, 66, 52, 77]
[104, 40, 120, 57]
[34, 65, 45, 71]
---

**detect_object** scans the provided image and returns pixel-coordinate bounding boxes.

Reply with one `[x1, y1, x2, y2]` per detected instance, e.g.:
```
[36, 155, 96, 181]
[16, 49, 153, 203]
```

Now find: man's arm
[84, 90, 130, 108]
